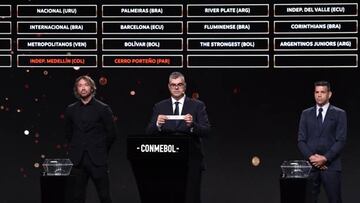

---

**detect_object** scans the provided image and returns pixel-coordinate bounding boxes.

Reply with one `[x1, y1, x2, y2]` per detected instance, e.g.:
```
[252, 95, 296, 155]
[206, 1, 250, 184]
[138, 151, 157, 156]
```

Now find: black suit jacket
[146, 97, 211, 160]
[65, 98, 117, 166]
[298, 105, 347, 171]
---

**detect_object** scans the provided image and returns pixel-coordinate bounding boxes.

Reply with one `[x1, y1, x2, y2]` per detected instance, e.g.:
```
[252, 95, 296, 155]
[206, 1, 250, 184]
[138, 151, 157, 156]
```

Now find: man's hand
[156, 115, 168, 127]
[309, 154, 327, 169]
[184, 114, 193, 127]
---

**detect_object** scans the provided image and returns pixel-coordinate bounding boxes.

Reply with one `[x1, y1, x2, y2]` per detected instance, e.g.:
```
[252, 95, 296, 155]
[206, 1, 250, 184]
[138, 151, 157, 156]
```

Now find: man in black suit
[146, 72, 211, 203]
[298, 81, 347, 203]
[65, 75, 117, 203]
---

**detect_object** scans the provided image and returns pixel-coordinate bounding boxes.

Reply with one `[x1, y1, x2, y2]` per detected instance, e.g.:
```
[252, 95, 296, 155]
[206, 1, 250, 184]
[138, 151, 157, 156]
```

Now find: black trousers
[72, 151, 112, 203]
[185, 159, 203, 203]
[310, 170, 342, 203]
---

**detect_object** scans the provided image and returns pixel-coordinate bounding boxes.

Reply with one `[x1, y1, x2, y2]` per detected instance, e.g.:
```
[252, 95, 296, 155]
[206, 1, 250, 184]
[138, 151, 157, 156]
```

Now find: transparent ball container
[281, 160, 312, 178]
[42, 159, 73, 176]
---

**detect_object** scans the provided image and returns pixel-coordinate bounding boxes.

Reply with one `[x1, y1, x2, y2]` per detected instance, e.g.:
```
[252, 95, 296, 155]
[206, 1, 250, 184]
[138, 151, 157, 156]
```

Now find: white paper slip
[166, 115, 185, 120]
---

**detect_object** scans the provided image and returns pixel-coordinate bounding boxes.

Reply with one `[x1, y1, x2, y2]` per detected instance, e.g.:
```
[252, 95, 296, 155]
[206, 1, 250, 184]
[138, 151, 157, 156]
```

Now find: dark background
[1, 0, 359, 202]
[1, 69, 359, 203]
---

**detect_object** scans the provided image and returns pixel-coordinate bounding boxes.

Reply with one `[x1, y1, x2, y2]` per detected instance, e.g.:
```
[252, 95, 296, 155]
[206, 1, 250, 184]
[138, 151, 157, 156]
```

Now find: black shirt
[65, 98, 117, 165]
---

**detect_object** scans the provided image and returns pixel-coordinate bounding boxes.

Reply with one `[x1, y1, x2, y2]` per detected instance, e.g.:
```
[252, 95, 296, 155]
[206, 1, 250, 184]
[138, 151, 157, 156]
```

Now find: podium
[127, 134, 202, 203]
[40, 175, 76, 203]
[280, 178, 313, 203]
[279, 160, 313, 203]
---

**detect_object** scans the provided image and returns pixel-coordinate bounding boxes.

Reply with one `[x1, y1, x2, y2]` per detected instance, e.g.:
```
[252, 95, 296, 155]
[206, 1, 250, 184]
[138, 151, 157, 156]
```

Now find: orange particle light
[233, 87, 240, 94]
[251, 156, 261, 167]
[192, 92, 199, 99]
[99, 76, 108, 86]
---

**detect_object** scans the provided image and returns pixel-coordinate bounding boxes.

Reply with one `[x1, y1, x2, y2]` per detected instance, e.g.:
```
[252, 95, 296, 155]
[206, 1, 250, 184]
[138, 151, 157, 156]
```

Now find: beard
[79, 90, 92, 99]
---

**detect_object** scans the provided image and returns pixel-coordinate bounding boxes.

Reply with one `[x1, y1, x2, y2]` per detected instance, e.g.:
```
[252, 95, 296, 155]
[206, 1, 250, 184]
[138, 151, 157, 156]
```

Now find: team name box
[0, 38, 11, 51]
[187, 38, 269, 51]
[17, 38, 97, 51]
[274, 54, 358, 68]
[274, 20, 358, 34]
[274, 37, 357, 51]
[102, 4, 182, 17]
[102, 38, 182, 51]
[274, 3, 358, 17]
[102, 21, 183, 34]
[187, 55, 269, 68]
[17, 21, 97, 35]
[0, 55, 11, 67]
[102, 55, 183, 68]
[17, 55, 97, 68]
[0, 5, 11, 18]
[187, 4, 269, 17]
[17, 5, 97, 18]
[188, 21, 269, 34]
[0, 22, 11, 34]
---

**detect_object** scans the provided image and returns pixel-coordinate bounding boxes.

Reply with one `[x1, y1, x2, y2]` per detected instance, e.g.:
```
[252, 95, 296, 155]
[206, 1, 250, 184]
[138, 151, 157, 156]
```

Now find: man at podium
[146, 71, 211, 203]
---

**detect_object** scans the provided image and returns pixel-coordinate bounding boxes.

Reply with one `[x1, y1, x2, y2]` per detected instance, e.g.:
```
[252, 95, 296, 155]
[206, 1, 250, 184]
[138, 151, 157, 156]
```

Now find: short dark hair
[314, 81, 331, 91]
[73, 75, 97, 99]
